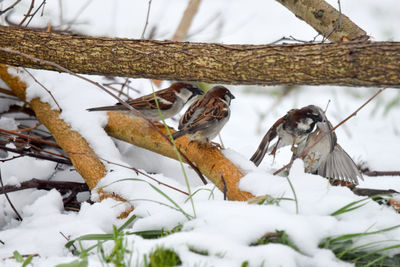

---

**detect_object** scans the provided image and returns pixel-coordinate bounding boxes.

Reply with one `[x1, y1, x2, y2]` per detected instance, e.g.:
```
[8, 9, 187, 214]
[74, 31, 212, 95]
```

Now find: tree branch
[276, 0, 368, 42]
[0, 178, 89, 194]
[0, 26, 399, 88]
[0, 64, 107, 189]
[105, 111, 253, 201]
[172, 0, 201, 41]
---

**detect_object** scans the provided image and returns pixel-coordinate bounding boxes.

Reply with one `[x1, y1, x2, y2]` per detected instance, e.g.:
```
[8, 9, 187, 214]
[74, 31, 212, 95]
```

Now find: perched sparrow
[171, 85, 235, 143]
[87, 82, 203, 121]
[250, 105, 362, 185]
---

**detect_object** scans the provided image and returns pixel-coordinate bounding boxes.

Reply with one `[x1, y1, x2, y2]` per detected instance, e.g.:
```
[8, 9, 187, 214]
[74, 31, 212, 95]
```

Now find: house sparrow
[250, 105, 362, 185]
[171, 86, 235, 144]
[87, 82, 203, 121]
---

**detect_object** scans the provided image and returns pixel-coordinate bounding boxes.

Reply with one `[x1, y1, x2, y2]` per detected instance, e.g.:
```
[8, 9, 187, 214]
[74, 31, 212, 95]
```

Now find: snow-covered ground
[1, 0, 400, 266]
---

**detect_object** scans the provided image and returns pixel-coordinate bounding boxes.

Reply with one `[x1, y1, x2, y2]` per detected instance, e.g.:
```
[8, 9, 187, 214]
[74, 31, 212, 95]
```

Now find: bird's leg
[210, 141, 222, 149]
[269, 137, 281, 159]
[290, 136, 297, 152]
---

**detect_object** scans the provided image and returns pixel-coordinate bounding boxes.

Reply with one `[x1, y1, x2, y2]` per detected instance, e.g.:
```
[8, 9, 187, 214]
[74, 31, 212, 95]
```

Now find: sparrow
[250, 105, 362, 185]
[87, 82, 203, 121]
[171, 85, 235, 144]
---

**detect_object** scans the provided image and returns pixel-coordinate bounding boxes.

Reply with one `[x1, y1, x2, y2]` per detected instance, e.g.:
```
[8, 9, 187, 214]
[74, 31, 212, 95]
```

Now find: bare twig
[0, 47, 207, 185]
[0, 155, 23, 162]
[0, 178, 88, 194]
[363, 170, 400, 177]
[79, 153, 190, 196]
[0, 87, 16, 96]
[0, 127, 60, 148]
[351, 187, 398, 197]
[14, 122, 41, 132]
[24, 68, 62, 111]
[141, 0, 152, 39]
[322, 0, 343, 42]
[0, 144, 72, 164]
[0, 169, 23, 220]
[0, 0, 22, 16]
[18, 0, 35, 27]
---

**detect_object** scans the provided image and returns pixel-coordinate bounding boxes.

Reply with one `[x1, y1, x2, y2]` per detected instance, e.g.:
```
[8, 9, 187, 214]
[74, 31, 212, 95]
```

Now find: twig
[0, 87, 16, 96]
[0, 144, 72, 164]
[25, 0, 47, 27]
[141, 0, 152, 39]
[14, 122, 41, 132]
[0, 178, 88, 194]
[363, 170, 400, 177]
[18, 0, 35, 27]
[90, 154, 190, 196]
[0, 47, 208, 185]
[0, 127, 60, 148]
[0, 0, 22, 16]
[274, 88, 386, 175]
[221, 175, 227, 200]
[351, 187, 398, 197]
[322, 0, 343, 43]
[0, 169, 23, 220]
[24, 68, 62, 111]
[0, 155, 23, 162]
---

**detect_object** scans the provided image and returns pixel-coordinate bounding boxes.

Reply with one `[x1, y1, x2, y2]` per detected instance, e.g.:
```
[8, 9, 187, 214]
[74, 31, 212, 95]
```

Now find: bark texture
[1, 26, 399, 88]
[276, 0, 368, 42]
[105, 112, 253, 201]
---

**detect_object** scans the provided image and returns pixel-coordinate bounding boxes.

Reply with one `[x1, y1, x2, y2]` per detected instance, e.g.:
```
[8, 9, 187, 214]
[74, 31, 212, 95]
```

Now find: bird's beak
[194, 87, 204, 96]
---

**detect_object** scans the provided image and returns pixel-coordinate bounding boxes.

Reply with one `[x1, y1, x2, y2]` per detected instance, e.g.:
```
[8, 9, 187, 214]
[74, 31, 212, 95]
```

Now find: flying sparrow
[250, 105, 362, 185]
[171, 85, 235, 144]
[87, 82, 203, 121]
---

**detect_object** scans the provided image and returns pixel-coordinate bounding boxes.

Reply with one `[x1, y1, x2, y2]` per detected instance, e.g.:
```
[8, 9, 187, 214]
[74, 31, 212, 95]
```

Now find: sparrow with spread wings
[250, 105, 362, 185]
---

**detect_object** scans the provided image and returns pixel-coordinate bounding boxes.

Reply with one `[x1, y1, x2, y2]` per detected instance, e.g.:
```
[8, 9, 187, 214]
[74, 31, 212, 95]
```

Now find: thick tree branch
[0, 64, 254, 202]
[0, 65, 106, 189]
[0, 26, 399, 88]
[276, 0, 368, 42]
[105, 112, 253, 201]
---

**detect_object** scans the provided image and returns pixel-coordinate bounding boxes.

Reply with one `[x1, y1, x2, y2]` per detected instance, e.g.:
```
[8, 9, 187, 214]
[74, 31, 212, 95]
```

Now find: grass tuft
[250, 230, 299, 252]
[319, 225, 400, 266]
[146, 247, 182, 267]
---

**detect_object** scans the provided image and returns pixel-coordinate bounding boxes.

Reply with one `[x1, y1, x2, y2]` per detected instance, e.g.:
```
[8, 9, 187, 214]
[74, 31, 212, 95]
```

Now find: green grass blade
[284, 175, 299, 214]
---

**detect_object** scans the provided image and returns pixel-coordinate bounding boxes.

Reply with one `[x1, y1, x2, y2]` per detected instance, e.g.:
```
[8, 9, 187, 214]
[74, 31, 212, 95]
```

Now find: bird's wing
[127, 89, 176, 110]
[318, 144, 362, 185]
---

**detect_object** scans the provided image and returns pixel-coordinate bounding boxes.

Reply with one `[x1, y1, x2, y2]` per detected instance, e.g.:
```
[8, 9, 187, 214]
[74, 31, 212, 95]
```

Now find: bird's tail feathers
[250, 132, 272, 166]
[87, 104, 122, 112]
[318, 144, 362, 185]
[171, 131, 186, 140]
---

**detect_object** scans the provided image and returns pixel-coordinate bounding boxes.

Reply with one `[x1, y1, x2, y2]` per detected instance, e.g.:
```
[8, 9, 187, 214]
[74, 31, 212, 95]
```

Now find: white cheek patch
[175, 89, 193, 101]
[159, 97, 173, 105]
[297, 117, 313, 131]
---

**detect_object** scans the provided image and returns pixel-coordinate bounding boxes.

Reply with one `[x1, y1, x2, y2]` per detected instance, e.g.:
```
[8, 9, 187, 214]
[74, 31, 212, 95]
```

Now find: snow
[1, 0, 400, 266]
